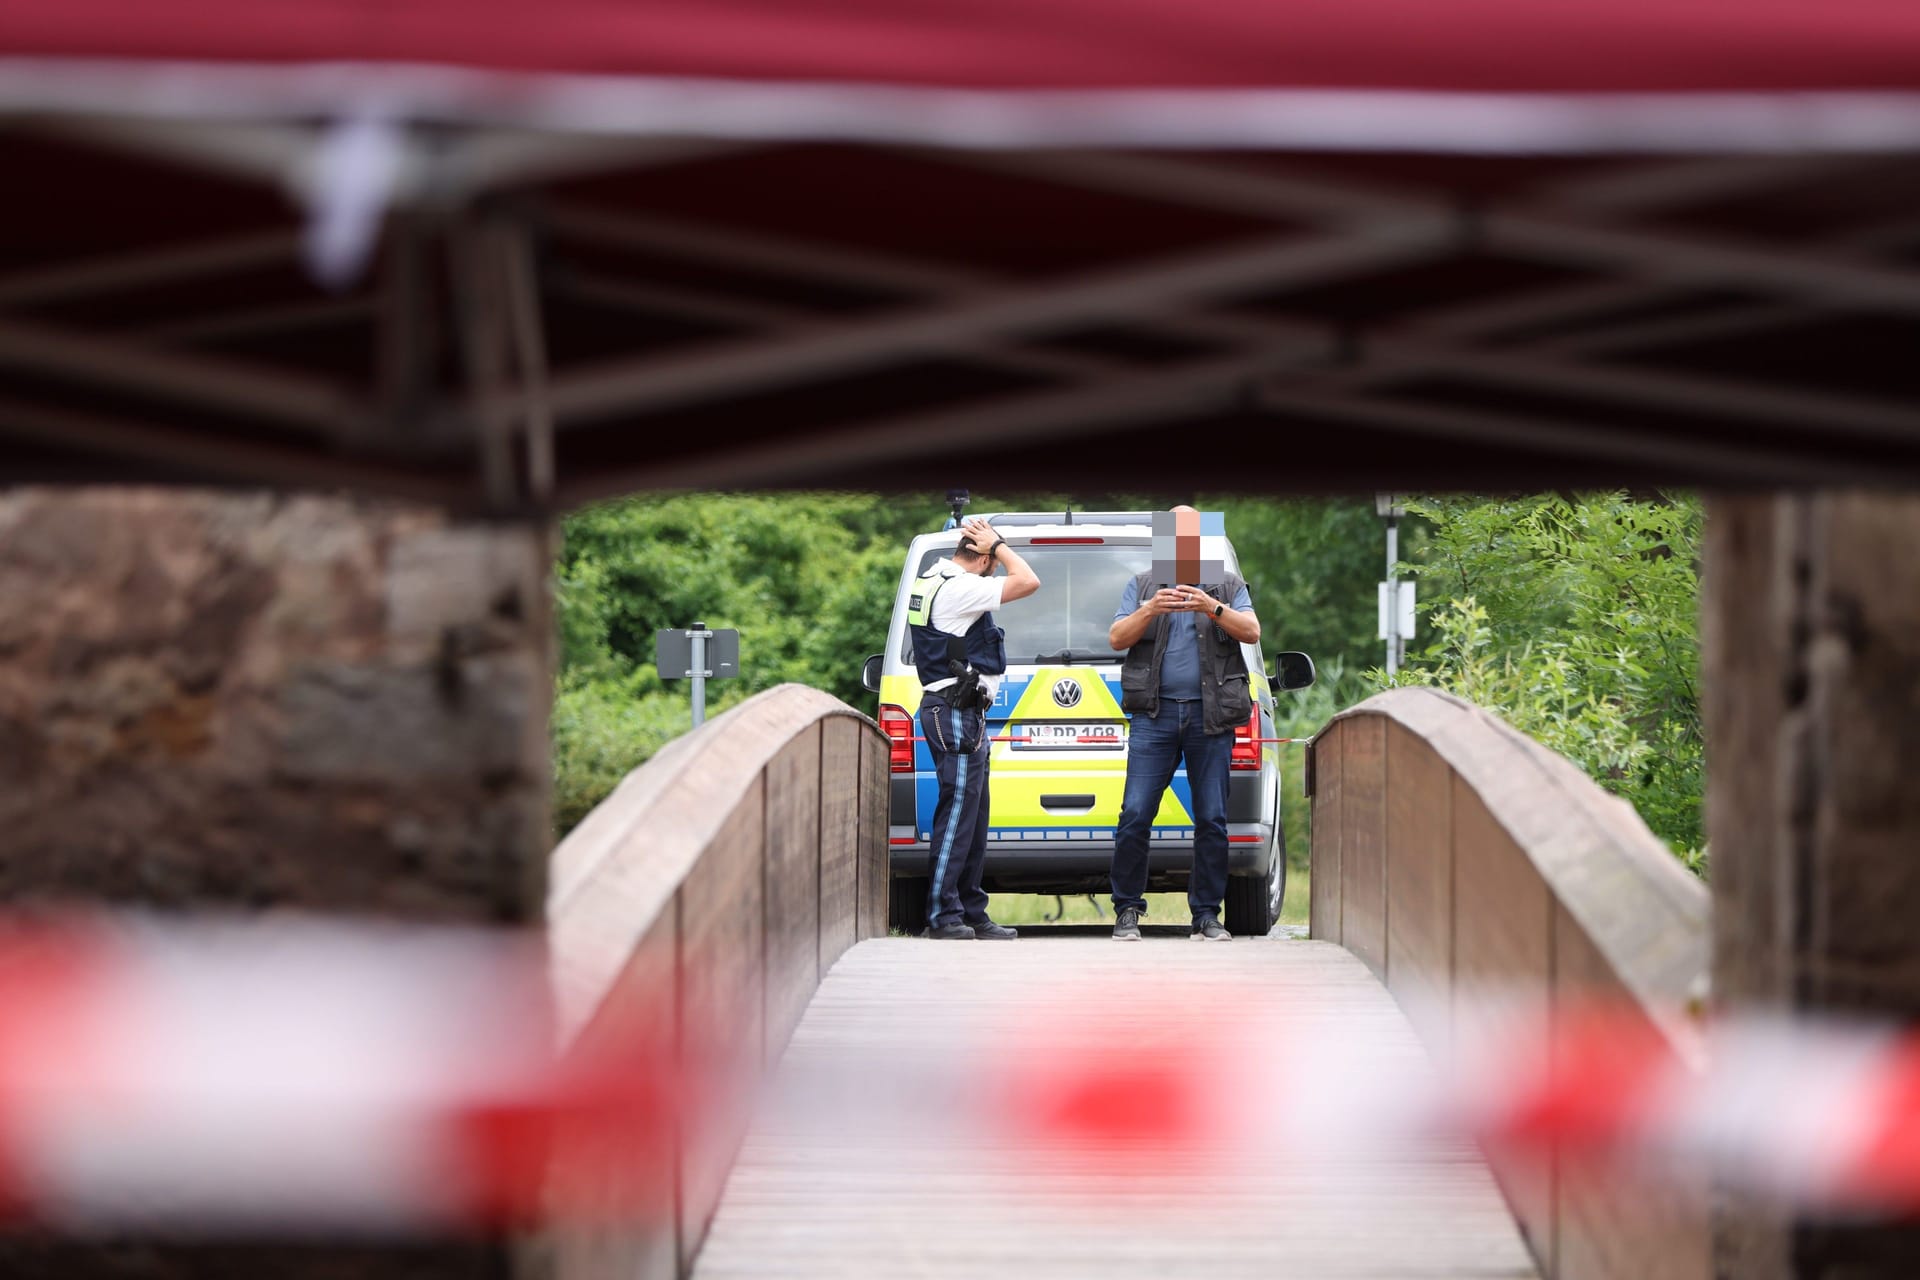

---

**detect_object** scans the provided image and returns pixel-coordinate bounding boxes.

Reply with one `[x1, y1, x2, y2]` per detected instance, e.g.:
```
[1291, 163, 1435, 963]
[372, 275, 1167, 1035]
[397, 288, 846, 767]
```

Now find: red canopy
[8, 0, 1920, 151]
[7, 3, 1920, 506]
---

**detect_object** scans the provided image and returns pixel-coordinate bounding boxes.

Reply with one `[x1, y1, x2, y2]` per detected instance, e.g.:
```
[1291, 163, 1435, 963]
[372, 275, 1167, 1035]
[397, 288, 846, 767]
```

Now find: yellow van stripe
[1002, 667, 1126, 725]
[991, 667, 1124, 775]
[878, 673, 924, 713]
[886, 667, 1193, 829]
[992, 668, 1189, 827]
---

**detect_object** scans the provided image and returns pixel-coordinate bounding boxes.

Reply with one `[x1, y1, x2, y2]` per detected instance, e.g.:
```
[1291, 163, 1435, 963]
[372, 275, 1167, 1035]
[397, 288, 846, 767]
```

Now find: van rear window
[901, 542, 1239, 666]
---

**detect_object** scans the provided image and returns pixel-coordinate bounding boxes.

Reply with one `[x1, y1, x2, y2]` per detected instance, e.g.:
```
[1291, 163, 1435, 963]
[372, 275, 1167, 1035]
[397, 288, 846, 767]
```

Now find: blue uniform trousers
[920, 691, 992, 930]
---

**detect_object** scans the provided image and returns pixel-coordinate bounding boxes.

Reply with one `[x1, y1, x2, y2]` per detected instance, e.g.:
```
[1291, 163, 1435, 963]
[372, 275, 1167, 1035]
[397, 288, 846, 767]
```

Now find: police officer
[907, 515, 1041, 940]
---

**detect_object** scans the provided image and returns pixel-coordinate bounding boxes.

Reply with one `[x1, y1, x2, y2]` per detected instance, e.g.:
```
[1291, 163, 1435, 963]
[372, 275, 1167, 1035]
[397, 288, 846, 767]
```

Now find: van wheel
[889, 875, 930, 936]
[1225, 832, 1285, 937]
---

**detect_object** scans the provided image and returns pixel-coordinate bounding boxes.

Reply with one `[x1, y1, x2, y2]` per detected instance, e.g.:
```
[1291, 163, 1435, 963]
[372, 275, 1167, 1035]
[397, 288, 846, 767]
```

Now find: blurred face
[1151, 506, 1228, 586]
[1173, 507, 1202, 583]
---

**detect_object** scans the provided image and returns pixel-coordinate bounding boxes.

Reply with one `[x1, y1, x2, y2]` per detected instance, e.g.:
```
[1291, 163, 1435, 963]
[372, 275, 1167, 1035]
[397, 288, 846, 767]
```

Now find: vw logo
[1051, 678, 1083, 709]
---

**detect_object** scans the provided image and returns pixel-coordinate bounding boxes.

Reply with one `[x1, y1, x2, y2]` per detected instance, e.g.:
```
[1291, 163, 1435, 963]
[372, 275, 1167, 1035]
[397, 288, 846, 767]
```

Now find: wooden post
[1704, 492, 1920, 1278]
[0, 488, 554, 1279]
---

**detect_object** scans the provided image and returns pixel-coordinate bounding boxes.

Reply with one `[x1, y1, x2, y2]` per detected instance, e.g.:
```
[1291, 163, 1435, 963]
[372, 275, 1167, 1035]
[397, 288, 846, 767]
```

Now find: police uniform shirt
[922, 559, 1006, 699]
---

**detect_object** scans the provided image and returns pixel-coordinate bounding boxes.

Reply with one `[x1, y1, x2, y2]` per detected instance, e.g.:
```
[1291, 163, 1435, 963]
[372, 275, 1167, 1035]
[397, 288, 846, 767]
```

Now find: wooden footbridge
[696, 937, 1535, 1280]
[549, 683, 1707, 1280]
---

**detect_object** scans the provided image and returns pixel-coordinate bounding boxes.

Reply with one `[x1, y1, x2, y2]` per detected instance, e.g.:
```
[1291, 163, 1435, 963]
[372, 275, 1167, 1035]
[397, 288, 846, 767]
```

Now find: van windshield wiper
[1031, 649, 1120, 665]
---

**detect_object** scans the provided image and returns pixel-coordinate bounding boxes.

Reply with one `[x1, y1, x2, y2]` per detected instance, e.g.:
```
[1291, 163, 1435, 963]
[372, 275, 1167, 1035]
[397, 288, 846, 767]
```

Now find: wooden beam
[139, 297, 375, 345]
[1265, 214, 1920, 391]
[559, 341, 1331, 496]
[553, 274, 813, 333]
[1484, 214, 1920, 314]
[29, 116, 311, 189]
[1538, 155, 1877, 217]
[538, 220, 1449, 423]
[551, 274, 1115, 385]
[1254, 387, 1897, 485]
[501, 225, 556, 502]
[0, 393, 461, 502]
[439, 134, 737, 195]
[0, 231, 299, 308]
[0, 315, 362, 434]
[450, 222, 520, 508]
[543, 203, 981, 300]
[1370, 339, 1920, 445]
[960, 152, 1920, 313]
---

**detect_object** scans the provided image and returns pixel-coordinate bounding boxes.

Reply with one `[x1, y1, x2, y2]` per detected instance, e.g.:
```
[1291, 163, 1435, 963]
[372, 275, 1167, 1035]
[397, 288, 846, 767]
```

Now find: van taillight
[1231, 708, 1261, 771]
[879, 704, 915, 772]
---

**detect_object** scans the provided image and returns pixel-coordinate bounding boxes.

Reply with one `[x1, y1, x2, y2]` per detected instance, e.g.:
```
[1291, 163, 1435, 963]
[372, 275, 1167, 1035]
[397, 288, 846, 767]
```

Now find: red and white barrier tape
[975, 996, 1920, 1216]
[1, 915, 1917, 1234]
[0, 916, 689, 1234]
[902, 735, 1306, 744]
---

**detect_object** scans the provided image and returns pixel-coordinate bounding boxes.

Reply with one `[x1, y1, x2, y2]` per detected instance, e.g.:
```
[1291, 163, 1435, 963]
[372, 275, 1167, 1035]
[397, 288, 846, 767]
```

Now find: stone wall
[0, 488, 552, 920]
[0, 487, 554, 1278]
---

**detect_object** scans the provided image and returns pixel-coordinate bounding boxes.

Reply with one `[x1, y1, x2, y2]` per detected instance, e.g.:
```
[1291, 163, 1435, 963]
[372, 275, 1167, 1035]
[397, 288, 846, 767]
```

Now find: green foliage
[550, 674, 747, 834]
[551, 490, 1398, 837]
[551, 490, 1064, 834]
[550, 492, 917, 832]
[557, 492, 905, 703]
[1204, 495, 1398, 677]
[549, 488, 1705, 877]
[1376, 492, 1704, 864]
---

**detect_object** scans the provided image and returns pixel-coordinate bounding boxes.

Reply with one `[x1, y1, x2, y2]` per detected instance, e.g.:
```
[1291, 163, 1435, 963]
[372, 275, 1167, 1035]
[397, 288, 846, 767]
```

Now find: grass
[989, 865, 1310, 931]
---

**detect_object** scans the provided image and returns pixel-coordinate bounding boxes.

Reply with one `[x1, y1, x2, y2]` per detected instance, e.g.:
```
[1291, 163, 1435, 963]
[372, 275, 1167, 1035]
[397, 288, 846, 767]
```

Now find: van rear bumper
[888, 825, 1274, 894]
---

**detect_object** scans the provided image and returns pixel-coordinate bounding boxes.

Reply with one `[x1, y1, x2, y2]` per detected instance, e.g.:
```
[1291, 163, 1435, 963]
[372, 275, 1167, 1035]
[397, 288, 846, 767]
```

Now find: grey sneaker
[1191, 914, 1232, 941]
[926, 921, 976, 940]
[1112, 906, 1143, 941]
[967, 919, 1019, 940]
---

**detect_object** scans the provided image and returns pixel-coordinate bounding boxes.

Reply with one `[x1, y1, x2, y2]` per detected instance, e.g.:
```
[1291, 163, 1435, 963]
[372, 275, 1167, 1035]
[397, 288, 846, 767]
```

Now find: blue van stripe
[926, 707, 967, 923]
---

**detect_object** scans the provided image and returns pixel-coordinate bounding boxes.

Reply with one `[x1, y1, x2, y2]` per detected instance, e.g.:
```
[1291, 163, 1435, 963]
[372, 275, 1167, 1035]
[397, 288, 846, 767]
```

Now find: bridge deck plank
[694, 937, 1538, 1279]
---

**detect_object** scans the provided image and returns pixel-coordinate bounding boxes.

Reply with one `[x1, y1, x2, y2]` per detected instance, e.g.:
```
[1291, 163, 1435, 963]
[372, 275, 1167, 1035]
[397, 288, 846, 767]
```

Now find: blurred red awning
[7, 0, 1920, 151]
[8, 1, 1920, 505]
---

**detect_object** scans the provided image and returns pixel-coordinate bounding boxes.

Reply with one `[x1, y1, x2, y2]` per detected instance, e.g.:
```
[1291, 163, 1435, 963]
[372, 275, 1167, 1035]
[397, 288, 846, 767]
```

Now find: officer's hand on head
[959, 517, 997, 555]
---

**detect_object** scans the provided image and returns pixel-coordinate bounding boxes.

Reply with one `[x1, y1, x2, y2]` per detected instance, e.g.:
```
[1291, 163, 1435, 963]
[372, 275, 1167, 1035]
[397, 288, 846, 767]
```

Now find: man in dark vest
[1107, 506, 1261, 941]
[907, 515, 1041, 940]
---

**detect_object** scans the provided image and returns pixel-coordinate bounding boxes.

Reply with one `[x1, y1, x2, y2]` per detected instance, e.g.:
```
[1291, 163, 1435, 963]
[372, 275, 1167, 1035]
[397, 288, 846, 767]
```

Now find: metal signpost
[1375, 494, 1414, 674]
[654, 622, 740, 728]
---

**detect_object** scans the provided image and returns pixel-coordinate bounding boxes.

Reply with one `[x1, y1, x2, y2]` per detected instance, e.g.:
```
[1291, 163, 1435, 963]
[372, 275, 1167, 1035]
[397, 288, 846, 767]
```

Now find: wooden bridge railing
[1308, 686, 1711, 1280]
[543, 683, 889, 1280]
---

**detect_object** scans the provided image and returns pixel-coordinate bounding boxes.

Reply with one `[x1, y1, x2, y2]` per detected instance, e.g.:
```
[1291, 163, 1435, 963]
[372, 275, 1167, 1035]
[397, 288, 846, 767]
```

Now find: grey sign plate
[655, 628, 740, 679]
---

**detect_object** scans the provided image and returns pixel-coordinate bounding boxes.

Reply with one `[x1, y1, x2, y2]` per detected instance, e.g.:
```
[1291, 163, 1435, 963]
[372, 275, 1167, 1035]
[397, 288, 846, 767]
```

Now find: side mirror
[1270, 651, 1316, 691]
[861, 654, 884, 693]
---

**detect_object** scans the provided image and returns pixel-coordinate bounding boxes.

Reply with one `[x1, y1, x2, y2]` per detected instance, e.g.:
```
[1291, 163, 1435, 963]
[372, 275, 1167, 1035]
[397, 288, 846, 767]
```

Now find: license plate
[1016, 723, 1126, 750]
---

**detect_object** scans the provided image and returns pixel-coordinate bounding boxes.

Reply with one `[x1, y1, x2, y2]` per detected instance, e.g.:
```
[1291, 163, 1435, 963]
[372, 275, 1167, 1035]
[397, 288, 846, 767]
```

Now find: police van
[860, 509, 1316, 937]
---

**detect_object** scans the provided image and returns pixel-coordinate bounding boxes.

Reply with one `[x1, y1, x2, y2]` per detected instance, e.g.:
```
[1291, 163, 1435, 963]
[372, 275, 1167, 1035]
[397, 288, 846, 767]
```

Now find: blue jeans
[1110, 700, 1232, 919]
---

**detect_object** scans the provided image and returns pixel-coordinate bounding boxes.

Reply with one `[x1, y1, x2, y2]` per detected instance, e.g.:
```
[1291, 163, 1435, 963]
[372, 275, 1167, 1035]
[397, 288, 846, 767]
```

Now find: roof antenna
[1064, 508, 1073, 526]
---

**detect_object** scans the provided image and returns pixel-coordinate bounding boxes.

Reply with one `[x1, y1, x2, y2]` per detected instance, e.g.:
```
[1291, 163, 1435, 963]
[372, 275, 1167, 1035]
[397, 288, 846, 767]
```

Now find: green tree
[1205, 496, 1392, 676]
[549, 489, 1706, 875]
[1379, 492, 1704, 866]
[550, 489, 1075, 832]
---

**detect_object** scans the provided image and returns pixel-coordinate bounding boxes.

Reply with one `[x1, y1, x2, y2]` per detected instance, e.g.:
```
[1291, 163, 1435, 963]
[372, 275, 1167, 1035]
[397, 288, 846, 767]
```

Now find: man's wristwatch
[1212, 602, 1224, 618]
[987, 538, 1007, 558]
